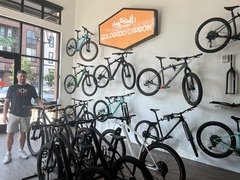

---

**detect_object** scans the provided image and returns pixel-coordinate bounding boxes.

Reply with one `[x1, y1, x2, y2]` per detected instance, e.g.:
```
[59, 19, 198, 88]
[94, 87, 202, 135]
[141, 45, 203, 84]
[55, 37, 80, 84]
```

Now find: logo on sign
[99, 8, 158, 50]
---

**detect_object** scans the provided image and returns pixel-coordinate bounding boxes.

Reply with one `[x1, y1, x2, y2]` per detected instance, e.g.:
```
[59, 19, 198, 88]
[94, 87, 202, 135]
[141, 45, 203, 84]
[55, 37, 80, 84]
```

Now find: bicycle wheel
[81, 166, 114, 180]
[27, 120, 44, 156]
[79, 40, 98, 61]
[93, 100, 109, 122]
[66, 38, 77, 56]
[195, 17, 231, 53]
[140, 143, 186, 180]
[182, 121, 199, 157]
[112, 156, 154, 180]
[196, 121, 236, 158]
[137, 68, 161, 96]
[80, 112, 96, 128]
[99, 129, 126, 158]
[134, 120, 159, 146]
[121, 63, 136, 90]
[93, 65, 110, 88]
[82, 74, 97, 96]
[182, 72, 203, 106]
[37, 143, 64, 180]
[72, 135, 97, 168]
[64, 74, 77, 94]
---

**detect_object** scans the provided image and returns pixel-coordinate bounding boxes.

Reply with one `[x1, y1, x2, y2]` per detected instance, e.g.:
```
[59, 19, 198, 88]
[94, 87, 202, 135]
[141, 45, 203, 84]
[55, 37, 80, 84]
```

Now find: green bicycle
[64, 63, 97, 96]
[93, 92, 134, 122]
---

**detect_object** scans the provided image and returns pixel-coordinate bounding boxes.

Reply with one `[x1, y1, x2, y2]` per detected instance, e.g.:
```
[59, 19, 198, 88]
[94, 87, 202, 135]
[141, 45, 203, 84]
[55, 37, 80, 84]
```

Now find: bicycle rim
[37, 144, 63, 180]
[182, 73, 203, 106]
[112, 156, 154, 180]
[137, 68, 161, 96]
[82, 75, 97, 96]
[66, 38, 77, 56]
[140, 143, 186, 180]
[93, 65, 110, 88]
[64, 74, 76, 94]
[195, 17, 231, 53]
[27, 120, 44, 156]
[80, 41, 98, 61]
[122, 63, 136, 90]
[196, 121, 236, 158]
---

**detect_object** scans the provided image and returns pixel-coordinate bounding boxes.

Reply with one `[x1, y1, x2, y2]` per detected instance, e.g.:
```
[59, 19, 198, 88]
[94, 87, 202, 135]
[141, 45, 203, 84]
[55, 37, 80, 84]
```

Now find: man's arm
[3, 99, 10, 123]
[34, 97, 44, 108]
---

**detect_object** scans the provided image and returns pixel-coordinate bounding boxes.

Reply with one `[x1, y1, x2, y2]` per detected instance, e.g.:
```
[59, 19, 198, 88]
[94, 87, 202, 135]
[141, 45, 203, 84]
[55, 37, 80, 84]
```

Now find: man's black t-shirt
[6, 84, 38, 117]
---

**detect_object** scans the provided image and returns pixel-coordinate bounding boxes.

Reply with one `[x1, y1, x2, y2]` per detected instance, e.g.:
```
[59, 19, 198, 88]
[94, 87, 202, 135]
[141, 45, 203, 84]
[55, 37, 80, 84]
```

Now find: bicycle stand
[22, 173, 38, 180]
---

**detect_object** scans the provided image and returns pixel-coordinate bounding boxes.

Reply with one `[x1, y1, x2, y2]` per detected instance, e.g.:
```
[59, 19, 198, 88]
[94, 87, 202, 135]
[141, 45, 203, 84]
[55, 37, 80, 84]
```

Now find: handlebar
[105, 92, 135, 101]
[169, 53, 203, 61]
[77, 63, 94, 68]
[82, 26, 94, 35]
[23, 104, 61, 111]
[162, 106, 196, 120]
[112, 51, 133, 56]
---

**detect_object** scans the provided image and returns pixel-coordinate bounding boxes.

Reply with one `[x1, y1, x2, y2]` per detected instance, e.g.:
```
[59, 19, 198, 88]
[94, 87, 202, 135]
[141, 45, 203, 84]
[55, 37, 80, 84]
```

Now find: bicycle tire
[82, 74, 98, 96]
[112, 155, 154, 180]
[182, 72, 203, 106]
[66, 38, 77, 56]
[64, 74, 77, 94]
[27, 120, 44, 156]
[79, 40, 98, 61]
[72, 135, 97, 168]
[195, 17, 231, 53]
[93, 100, 110, 122]
[121, 63, 136, 90]
[80, 112, 96, 128]
[140, 142, 186, 180]
[134, 120, 159, 146]
[196, 121, 236, 158]
[37, 143, 64, 180]
[99, 129, 126, 158]
[136, 68, 161, 96]
[81, 166, 114, 180]
[93, 65, 110, 88]
[182, 121, 199, 157]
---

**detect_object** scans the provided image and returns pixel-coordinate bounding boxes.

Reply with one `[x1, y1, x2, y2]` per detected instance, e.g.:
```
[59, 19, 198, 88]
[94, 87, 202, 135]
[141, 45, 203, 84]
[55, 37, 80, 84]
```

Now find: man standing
[2, 70, 44, 164]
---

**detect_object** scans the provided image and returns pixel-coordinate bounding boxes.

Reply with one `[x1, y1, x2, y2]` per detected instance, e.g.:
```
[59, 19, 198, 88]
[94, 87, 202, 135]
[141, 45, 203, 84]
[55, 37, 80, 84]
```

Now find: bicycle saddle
[224, 6, 239, 11]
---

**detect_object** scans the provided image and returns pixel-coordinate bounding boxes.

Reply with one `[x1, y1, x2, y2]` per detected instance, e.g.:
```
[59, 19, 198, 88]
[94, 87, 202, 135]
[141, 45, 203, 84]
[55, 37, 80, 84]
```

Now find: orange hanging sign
[99, 8, 158, 50]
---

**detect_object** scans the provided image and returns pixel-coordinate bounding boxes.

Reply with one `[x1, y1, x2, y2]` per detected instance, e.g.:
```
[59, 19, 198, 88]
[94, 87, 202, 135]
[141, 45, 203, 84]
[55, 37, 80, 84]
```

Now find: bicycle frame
[213, 132, 240, 151]
[158, 59, 190, 88]
[106, 56, 126, 80]
[74, 66, 88, 87]
[225, 10, 240, 38]
[107, 97, 124, 116]
[76, 32, 90, 51]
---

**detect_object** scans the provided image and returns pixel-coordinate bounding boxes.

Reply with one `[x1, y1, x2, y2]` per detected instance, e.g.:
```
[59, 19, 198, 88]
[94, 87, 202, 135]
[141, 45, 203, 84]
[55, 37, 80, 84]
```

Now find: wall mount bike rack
[225, 54, 236, 94]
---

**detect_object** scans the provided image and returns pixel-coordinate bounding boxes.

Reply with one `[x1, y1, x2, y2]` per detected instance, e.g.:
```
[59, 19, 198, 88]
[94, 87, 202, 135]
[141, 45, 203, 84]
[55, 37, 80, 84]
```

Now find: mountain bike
[66, 26, 98, 61]
[26, 104, 61, 156]
[64, 63, 97, 96]
[195, 5, 240, 53]
[136, 53, 203, 106]
[37, 123, 113, 180]
[72, 117, 154, 180]
[93, 50, 136, 90]
[93, 92, 134, 122]
[59, 98, 96, 128]
[134, 106, 199, 157]
[196, 101, 240, 158]
[100, 115, 186, 180]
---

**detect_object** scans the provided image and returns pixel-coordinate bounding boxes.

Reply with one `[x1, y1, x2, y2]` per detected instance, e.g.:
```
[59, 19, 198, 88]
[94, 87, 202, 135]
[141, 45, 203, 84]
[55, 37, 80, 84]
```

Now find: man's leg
[19, 131, 26, 150]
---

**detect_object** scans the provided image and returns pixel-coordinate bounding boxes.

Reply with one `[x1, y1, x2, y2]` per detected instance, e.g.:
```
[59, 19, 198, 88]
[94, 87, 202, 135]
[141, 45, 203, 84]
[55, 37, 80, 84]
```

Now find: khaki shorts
[6, 114, 31, 133]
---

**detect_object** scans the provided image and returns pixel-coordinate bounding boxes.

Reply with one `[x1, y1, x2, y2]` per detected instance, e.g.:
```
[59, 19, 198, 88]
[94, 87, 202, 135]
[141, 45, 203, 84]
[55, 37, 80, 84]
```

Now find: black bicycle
[93, 50, 136, 89]
[37, 123, 113, 180]
[136, 54, 203, 106]
[134, 106, 199, 157]
[195, 6, 240, 53]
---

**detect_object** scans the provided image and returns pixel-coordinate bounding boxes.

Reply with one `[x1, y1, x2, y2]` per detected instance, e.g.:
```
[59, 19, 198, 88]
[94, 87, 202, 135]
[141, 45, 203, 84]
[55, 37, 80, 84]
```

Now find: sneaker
[18, 150, 29, 159]
[3, 153, 12, 164]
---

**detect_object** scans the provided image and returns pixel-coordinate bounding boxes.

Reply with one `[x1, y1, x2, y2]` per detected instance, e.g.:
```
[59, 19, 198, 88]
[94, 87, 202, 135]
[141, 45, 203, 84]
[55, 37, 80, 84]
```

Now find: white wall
[1, 0, 239, 173]
[72, 0, 240, 173]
